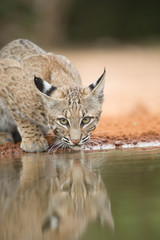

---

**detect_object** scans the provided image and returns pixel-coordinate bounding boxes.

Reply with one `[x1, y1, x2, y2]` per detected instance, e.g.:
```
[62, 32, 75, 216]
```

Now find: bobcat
[0, 39, 106, 152]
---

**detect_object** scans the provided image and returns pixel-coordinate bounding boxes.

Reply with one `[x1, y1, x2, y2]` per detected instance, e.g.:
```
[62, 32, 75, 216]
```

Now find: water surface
[0, 148, 160, 240]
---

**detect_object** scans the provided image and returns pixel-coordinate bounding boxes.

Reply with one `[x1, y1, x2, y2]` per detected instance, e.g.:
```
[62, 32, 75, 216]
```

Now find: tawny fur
[0, 39, 105, 152]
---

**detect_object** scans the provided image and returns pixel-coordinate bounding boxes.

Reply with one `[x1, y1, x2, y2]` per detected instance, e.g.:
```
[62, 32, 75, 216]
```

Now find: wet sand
[0, 46, 160, 156]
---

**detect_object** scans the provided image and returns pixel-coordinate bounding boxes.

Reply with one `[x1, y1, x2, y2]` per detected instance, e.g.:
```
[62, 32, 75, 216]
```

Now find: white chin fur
[70, 145, 82, 151]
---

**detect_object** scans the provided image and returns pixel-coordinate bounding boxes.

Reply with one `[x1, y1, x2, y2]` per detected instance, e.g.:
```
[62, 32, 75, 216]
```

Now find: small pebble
[114, 140, 123, 146]
[141, 138, 146, 142]
[133, 140, 138, 145]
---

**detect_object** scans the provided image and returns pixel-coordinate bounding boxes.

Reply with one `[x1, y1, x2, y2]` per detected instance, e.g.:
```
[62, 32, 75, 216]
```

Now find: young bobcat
[0, 39, 106, 152]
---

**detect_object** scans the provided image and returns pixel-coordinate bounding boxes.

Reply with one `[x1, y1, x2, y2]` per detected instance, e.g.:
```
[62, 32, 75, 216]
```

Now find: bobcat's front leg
[16, 118, 48, 152]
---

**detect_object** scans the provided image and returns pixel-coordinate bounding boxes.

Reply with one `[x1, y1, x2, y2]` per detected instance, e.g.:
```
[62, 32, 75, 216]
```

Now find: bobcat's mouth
[61, 135, 90, 151]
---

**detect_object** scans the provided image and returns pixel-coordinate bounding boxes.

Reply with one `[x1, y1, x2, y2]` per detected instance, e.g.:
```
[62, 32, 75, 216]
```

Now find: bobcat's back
[0, 39, 45, 62]
[0, 39, 81, 86]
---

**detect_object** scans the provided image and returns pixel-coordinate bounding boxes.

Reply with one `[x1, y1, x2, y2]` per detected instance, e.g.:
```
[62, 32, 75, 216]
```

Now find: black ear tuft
[34, 76, 57, 96]
[34, 76, 44, 92]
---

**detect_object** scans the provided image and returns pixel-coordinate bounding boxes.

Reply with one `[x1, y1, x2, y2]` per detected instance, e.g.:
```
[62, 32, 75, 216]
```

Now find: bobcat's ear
[88, 68, 106, 94]
[84, 69, 106, 104]
[34, 76, 57, 96]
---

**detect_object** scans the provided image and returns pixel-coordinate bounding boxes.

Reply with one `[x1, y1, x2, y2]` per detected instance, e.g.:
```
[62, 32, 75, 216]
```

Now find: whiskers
[48, 140, 65, 153]
[85, 135, 106, 149]
[48, 133, 107, 153]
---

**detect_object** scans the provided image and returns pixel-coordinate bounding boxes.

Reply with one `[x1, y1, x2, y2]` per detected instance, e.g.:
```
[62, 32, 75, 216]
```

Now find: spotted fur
[0, 39, 106, 152]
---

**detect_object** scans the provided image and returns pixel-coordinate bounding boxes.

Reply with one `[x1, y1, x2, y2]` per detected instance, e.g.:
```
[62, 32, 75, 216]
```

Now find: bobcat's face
[34, 70, 106, 150]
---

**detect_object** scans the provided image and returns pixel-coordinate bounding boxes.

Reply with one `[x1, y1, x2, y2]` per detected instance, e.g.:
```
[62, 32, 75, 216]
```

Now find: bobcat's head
[34, 70, 106, 150]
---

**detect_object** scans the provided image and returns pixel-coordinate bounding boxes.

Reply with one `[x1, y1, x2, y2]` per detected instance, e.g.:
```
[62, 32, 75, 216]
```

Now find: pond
[0, 148, 160, 240]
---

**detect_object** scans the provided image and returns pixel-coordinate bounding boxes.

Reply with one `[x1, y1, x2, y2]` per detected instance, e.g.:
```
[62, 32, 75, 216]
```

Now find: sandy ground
[0, 46, 160, 156]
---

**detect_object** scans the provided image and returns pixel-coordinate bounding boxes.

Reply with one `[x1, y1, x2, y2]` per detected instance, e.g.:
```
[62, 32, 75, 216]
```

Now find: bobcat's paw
[21, 137, 48, 152]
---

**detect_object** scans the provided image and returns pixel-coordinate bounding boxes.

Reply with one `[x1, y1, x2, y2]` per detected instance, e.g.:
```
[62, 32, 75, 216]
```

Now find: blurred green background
[0, 0, 160, 47]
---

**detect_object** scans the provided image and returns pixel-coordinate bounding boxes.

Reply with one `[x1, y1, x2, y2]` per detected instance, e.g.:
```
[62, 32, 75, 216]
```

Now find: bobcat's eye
[81, 117, 91, 125]
[58, 118, 69, 125]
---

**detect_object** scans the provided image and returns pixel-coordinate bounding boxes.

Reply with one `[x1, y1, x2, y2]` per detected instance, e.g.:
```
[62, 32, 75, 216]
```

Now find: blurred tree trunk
[33, 0, 73, 47]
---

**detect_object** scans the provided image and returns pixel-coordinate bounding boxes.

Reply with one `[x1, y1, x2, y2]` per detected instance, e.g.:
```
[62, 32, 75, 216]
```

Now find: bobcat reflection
[0, 153, 114, 240]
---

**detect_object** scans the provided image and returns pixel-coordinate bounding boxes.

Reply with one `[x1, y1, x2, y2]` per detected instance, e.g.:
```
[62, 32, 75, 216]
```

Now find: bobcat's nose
[72, 139, 80, 145]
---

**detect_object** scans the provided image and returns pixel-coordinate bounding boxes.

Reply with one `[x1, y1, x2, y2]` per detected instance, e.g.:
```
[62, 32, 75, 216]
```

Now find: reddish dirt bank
[0, 108, 160, 157]
[94, 110, 160, 146]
